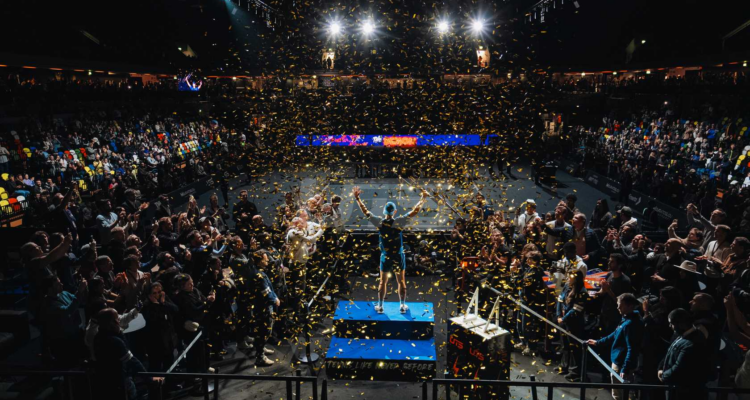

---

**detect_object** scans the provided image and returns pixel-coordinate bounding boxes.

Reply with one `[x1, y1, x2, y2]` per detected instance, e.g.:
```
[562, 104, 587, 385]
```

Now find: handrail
[0, 370, 87, 376]
[138, 372, 318, 382]
[307, 260, 337, 309]
[167, 330, 203, 373]
[141, 372, 319, 400]
[432, 378, 750, 392]
[461, 273, 620, 393]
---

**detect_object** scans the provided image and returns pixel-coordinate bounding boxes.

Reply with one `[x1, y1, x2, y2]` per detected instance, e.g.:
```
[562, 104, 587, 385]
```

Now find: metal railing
[140, 372, 320, 400]
[429, 378, 750, 400]
[0, 369, 322, 400]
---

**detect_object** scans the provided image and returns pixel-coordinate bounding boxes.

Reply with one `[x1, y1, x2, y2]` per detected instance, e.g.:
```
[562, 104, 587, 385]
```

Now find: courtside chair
[0, 200, 9, 216]
[8, 198, 19, 213]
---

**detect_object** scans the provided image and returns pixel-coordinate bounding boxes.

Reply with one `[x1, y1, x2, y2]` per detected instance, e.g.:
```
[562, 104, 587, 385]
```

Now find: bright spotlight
[471, 19, 485, 34]
[362, 20, 375, 35]
[329, 21, 342, 35]
[437, 20, 449, 34]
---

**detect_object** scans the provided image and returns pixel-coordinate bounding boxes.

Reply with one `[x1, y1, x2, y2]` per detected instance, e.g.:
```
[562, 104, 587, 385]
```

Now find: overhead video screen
[295, 135, 496, 147]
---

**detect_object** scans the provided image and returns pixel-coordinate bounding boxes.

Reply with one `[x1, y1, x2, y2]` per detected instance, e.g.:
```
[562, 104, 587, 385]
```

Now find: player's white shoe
[374, 304, 384, 314]
[399, 304, 409, 313]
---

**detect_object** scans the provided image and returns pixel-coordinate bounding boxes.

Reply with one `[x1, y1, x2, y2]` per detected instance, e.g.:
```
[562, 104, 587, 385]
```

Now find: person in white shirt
[328, 195, 345, 233]
[285, 217, 324, 321]
[296, 209, 322, 256]
[515, 200, 539, 232]
[552, 242, 588, 296]
[703, 225, 732, 266]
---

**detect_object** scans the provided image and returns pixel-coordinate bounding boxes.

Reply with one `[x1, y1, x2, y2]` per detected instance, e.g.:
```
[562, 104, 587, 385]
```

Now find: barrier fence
[0, 370, 320, 400]
[5, 370, 749, 400]
[428, 378, 750, 400]
[140, 372, 320, 400]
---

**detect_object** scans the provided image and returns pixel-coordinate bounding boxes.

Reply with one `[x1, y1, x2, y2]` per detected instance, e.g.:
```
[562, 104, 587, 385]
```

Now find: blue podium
[324, 301, 437, 381]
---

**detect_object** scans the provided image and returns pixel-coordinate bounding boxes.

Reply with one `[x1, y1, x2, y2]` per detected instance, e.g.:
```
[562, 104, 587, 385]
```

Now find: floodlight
[329, 21, 342, 35]
[362, 20, 375, 35]
[471, 19, 485, 34]
[437, 20, 449, 34]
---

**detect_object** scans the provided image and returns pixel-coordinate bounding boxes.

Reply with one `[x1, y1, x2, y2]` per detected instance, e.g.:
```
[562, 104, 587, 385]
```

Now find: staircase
[324, 301, 437, 381]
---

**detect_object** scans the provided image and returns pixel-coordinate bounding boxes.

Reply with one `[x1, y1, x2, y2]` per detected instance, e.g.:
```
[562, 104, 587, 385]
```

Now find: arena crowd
[1, 71, 750, 400]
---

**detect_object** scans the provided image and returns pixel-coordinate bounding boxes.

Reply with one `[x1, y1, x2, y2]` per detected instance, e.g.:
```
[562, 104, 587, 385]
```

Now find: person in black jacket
[248, 251, 280, 366]
[141, 282, 179, 372]
[659, 308, 710, 400]
[156, 217, 179, 255]
[188, 230, 227, 280]
[587, 293, 644, 400]
[198, 256, 234, 360]
[511, 251, 547, 356]
[689, 293, 721, 382]
[228, 237, 278, 365]
[232, 190, 258, 237]
[173, 273, 214, 378]
[642, 286, 682, 399]
[155, 194, 172, 220]
[557, 270, 589, 381]
[94, 308, 163, 400]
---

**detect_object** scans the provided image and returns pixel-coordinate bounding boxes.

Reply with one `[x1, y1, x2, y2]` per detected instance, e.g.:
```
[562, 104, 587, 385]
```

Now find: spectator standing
[94, 308, 161, 400]
[41, 276, 88, 367]
[141, 282, 179, 372]
[512, 251, 546, 356]
[557, 270, 589, 381]
[658, 309, 710, 400]
[597, 254, 633, 335]
[587, 293, 643, 400]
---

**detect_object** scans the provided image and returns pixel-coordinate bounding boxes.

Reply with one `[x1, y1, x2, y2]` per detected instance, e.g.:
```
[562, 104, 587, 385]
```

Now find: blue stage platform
[332, 301, 434, 340]
[327, 337, 437, 361]
[324, 301, 437, 381]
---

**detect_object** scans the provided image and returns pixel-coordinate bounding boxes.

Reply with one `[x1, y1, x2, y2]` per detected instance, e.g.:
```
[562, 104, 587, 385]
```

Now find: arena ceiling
[1, 0, 749, 75]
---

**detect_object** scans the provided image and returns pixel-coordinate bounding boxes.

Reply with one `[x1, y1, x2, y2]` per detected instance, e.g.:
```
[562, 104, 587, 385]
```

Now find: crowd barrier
[428, 378, 750, 400]
[0, 369, 320, 400]
[5, 369, 748, 400]
[468, 282, 617, 400]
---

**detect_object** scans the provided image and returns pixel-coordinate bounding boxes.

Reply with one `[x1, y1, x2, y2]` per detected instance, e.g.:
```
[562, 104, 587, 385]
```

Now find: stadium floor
[204, 161, 614, 400]
[204, 160, 602, 234]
